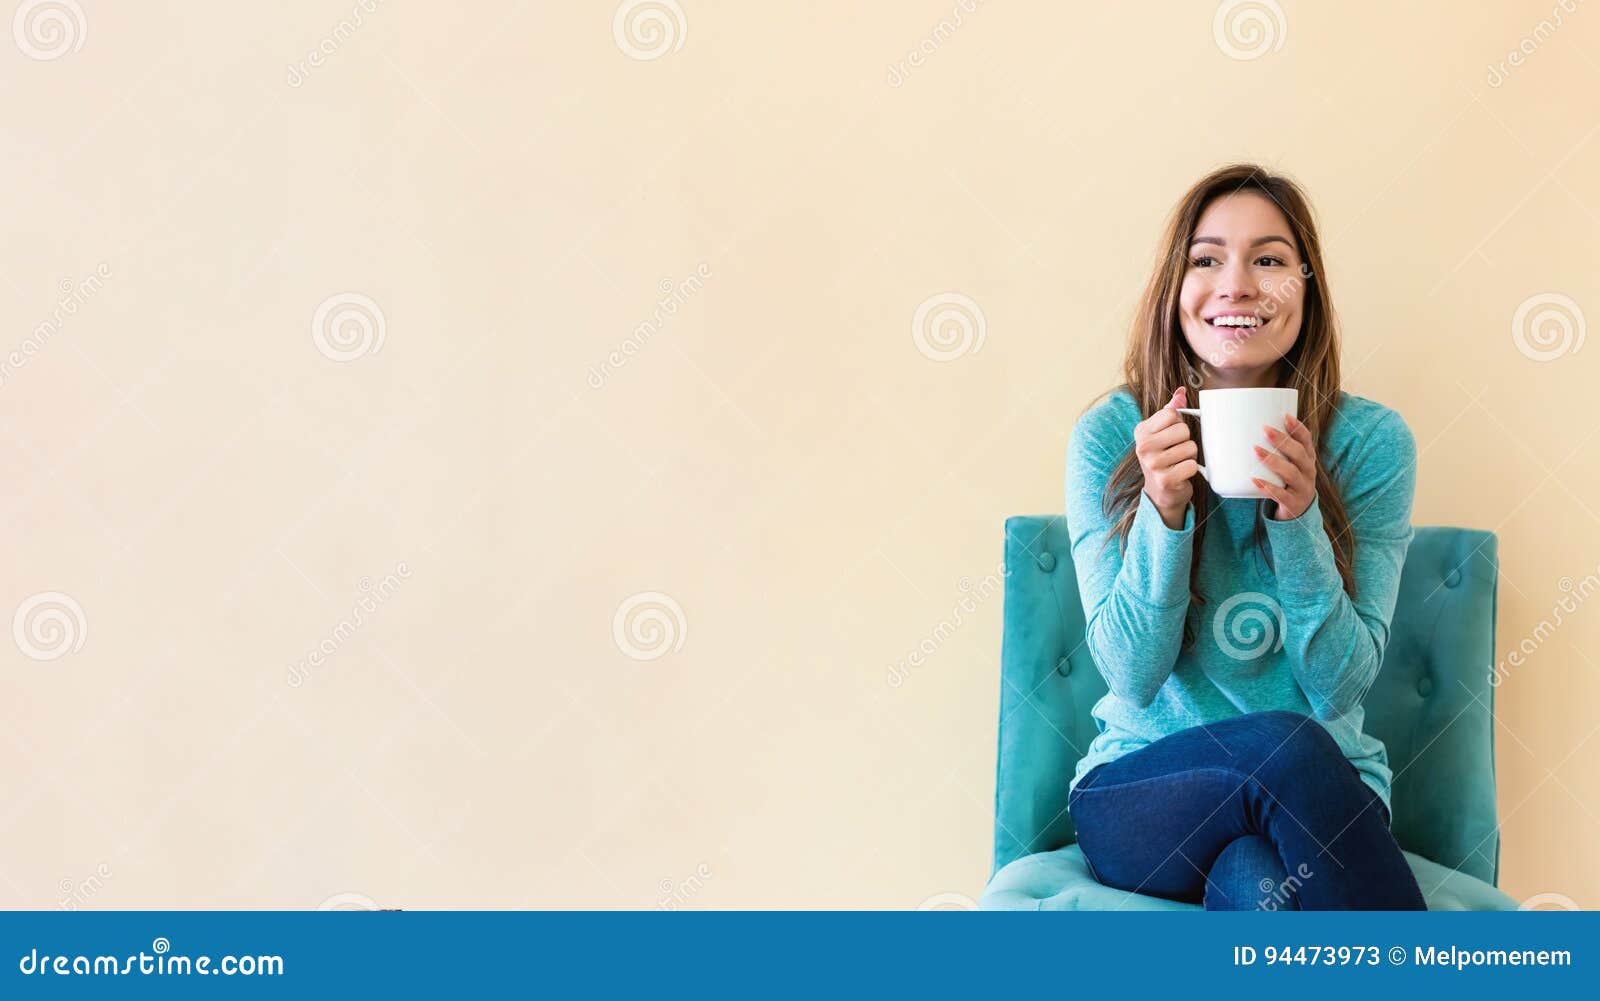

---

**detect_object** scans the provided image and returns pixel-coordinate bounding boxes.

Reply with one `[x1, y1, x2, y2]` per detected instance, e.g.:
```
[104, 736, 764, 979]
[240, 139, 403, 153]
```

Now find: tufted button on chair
[980, 518, 1517, 911]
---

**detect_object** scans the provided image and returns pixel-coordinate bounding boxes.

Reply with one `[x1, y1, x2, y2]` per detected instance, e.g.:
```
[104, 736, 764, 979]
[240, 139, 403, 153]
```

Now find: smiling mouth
[1206, 314, 1271, 337]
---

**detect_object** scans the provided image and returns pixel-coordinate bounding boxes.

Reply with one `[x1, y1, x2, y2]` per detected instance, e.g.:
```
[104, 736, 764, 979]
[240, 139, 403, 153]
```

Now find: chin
[1196, 343, 1259, 368]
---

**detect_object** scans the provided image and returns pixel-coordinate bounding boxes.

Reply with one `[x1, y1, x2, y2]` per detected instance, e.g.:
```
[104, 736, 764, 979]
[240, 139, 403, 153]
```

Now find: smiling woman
[1179, 194, 1311, 390]
[1110, 164, 1356, 599]
[1062, 163, 1426, 910]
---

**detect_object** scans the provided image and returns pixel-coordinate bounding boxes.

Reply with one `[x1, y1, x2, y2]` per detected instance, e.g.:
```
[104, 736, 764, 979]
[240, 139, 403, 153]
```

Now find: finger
[1283, 414, 1317, 452]
[1155, 438, 1199, 469]
[1262, 423, 1312, 471]
[1139, 419, 1192, 452]
[1139, 388, 1189, 433]
[1166, 458, 1200, 481]
[1251, 476, 1287, 505]
[1253, 446, 1298, 484]
[1255, 435, 1306, 478]
[1137, 404, 1181, 437]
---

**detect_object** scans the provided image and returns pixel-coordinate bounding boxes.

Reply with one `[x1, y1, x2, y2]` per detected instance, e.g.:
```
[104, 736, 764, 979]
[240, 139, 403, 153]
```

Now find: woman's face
[1178, 191, 1305, 387]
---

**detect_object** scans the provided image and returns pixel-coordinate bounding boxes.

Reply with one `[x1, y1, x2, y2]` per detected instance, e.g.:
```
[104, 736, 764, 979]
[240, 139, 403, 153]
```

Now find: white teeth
[1211, 315, 1261, 327]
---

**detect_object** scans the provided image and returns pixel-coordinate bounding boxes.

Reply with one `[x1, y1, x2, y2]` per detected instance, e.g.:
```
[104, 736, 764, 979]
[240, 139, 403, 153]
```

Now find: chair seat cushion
[980, 844, 1518, 911]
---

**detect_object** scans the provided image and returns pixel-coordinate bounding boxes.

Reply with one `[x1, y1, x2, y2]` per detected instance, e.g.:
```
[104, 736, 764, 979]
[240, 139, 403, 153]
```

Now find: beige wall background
[0, 0, 1595, 909]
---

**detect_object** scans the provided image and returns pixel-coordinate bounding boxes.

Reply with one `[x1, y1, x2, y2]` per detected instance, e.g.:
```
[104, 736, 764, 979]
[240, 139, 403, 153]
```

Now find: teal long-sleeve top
[1064, 387, 1418, 817]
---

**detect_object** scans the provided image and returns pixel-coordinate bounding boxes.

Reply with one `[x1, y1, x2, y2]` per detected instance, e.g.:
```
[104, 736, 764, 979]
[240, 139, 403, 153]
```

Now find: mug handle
[1173, 408, 1207, 481]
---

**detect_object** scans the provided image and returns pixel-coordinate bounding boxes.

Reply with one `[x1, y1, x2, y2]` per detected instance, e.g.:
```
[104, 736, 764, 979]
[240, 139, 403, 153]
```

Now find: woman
[1064, 163, 1426, 910]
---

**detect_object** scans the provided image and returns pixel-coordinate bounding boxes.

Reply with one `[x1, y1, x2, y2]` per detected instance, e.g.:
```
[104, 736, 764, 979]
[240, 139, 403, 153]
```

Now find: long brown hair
[1089, 162, 1355, 651]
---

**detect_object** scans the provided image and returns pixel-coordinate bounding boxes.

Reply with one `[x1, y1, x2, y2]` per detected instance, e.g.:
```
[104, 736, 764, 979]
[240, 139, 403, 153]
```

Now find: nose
[1215, 259, 1257, 301]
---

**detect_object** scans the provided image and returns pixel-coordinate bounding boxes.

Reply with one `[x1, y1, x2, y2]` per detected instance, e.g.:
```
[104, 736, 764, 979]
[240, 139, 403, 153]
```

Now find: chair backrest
[992, 515, 1502, 885]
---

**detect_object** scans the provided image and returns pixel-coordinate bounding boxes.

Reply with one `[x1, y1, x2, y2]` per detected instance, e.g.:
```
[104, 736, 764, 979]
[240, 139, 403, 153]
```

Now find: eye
[1189, 256, 1218, 268]
[1256, 255, 1287, 267]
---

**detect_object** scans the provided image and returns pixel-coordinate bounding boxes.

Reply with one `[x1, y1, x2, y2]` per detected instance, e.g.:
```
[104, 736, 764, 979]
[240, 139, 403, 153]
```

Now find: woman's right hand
[1134, 386, 1200, 529]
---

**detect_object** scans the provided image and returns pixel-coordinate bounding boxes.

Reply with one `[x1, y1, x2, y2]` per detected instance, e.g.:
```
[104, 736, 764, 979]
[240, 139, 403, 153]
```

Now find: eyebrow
[1190, 235, 1294, 249]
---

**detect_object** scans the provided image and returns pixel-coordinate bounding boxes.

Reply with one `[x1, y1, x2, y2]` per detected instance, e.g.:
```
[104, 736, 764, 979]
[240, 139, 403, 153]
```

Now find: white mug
[1176, 387, 1299, 499]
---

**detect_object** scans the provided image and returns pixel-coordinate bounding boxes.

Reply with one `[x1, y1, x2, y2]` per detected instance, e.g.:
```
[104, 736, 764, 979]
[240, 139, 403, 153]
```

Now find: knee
[1247, 710, 1341, 762]
[1206, 836, 1290, 911]
[1228, 711, 1348, 791]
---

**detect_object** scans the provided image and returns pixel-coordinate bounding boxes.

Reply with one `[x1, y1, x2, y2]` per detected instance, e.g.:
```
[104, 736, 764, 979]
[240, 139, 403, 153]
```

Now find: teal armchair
[980, 516, 1518, 910]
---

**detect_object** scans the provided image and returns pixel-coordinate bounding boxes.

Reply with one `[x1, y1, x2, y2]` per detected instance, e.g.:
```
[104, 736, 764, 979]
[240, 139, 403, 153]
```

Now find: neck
[1202, 362, 1281, 391]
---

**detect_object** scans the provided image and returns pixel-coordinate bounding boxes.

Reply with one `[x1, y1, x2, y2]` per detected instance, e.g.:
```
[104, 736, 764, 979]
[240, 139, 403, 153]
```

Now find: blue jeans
[1067, 710, 1426, 910]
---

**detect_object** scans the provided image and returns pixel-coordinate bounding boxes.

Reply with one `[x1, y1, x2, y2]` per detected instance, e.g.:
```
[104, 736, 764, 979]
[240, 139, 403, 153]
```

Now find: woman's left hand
[1253, 414, 1318, 522]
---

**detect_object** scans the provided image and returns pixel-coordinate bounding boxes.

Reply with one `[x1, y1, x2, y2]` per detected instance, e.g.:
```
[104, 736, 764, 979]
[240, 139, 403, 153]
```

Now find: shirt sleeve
[1263, 410, 1417, 719]
[1065, 408, 1197, 708]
